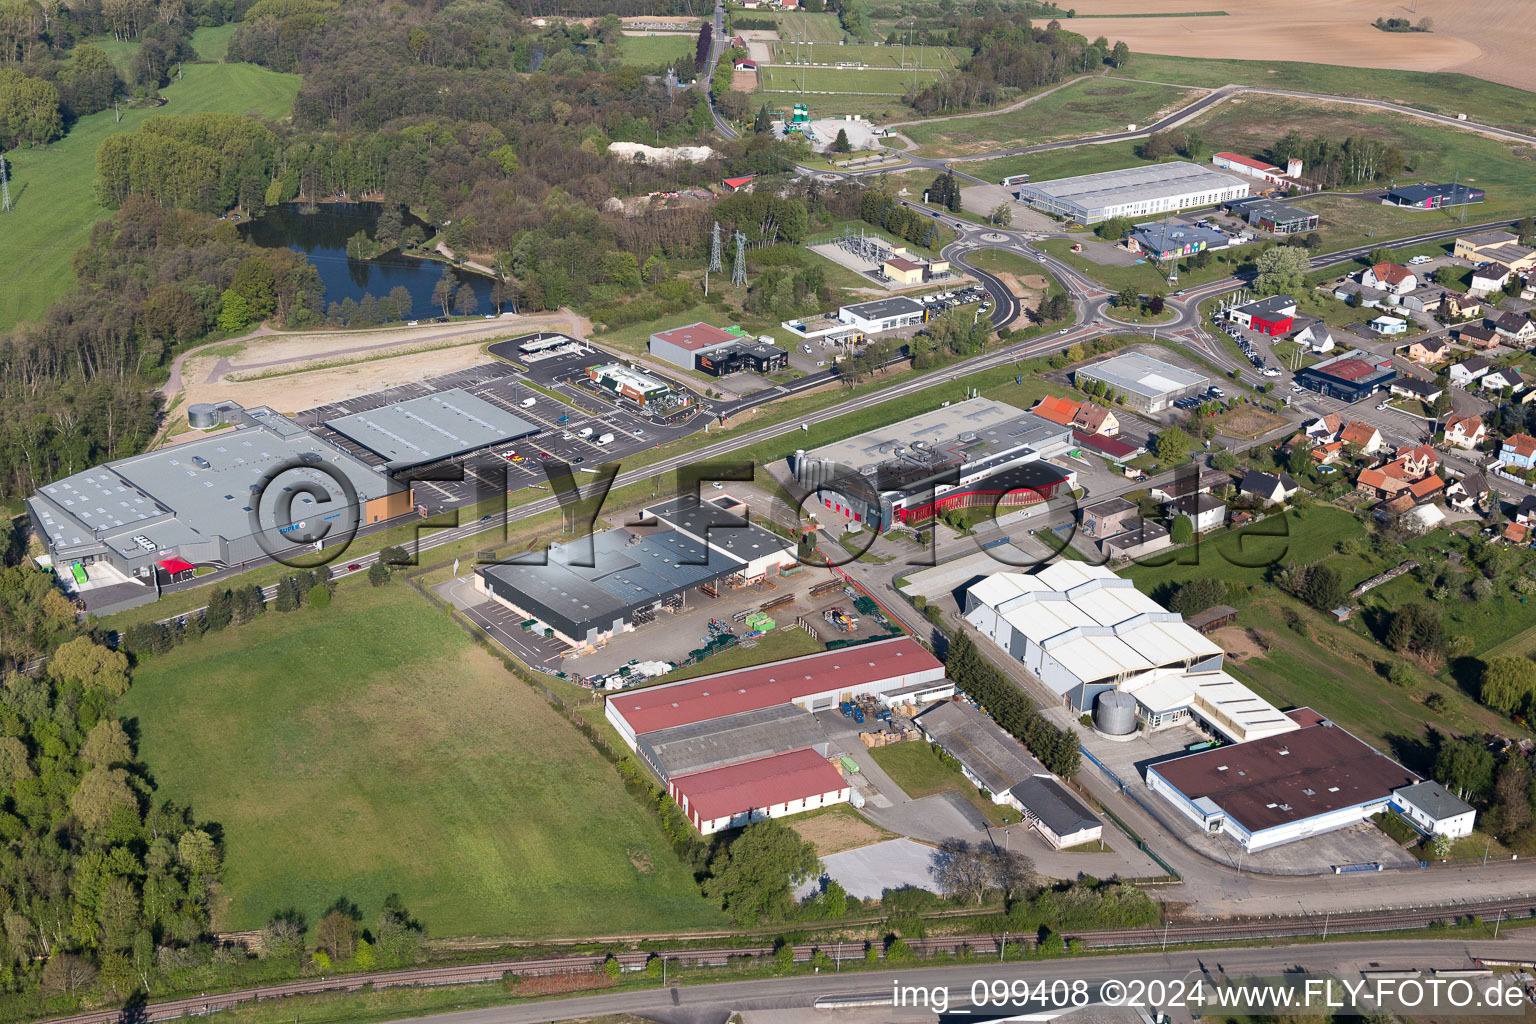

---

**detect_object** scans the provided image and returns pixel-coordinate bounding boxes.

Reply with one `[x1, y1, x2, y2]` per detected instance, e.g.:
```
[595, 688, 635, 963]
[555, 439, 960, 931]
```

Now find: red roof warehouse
[605, 636, 949, 833]
[670, 748, 850, 834]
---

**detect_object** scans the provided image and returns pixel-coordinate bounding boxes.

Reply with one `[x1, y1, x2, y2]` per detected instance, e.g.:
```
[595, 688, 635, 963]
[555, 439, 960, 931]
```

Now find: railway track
[37, 896, 1536, 1024]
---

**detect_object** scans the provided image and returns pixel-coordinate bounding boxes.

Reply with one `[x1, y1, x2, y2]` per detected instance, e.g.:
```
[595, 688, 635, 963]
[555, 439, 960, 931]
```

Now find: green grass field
[617, 33, 694, 67]
[192, 23, 239, 61]
[119, 584, 722, 937]
[769, 41, 960, 69]
[759, 65, 943, 95]
[0, 61, 301, 331]
[78, 34, 141, 75]
[905, 79, 1201, 156]
[1110, 53, 1536, 131]
[769, 10, 846, 42]
[867, 741, 1011, 826]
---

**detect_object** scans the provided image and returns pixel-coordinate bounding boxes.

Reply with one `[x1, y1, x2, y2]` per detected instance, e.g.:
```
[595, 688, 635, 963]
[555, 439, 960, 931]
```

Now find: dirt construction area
[171, 311, 589, 416]
[1057, 0, 1534, 90]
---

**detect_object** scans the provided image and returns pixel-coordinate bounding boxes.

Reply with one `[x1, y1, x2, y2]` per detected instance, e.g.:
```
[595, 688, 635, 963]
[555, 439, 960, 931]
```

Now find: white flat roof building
[1016, 162, 1251, 225]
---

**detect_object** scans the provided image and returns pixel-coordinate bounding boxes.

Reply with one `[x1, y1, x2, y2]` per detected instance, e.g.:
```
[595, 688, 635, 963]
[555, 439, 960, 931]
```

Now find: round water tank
[188, 403, 217, 428]
[1095, 690, 1137, 736]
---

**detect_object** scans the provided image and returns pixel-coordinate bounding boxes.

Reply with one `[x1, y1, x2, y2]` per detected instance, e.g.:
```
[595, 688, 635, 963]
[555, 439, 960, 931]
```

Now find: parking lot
[294, 347, 712, 519]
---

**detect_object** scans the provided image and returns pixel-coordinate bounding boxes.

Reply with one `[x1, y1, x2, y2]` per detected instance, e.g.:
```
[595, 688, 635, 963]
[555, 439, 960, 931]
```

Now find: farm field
[1110, 53, 1536, 131]
[905, 79, 1202, 156]
[759, 66, 944, 95]
[617, 33, 694, 67]
[768, 10, 847, 42]
[119, 584, 723, 937]
[0, 61, 301, 331]
[1059, 0, 1534, 93]
[770, 41, 961, 69]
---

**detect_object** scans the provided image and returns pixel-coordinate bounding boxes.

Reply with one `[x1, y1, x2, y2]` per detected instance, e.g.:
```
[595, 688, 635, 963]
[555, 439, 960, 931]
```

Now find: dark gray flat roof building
[323, 388, 538, 469]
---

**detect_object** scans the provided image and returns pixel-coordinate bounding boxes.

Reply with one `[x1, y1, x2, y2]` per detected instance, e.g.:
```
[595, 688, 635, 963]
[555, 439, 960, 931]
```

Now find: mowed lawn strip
[868, 740, 1012, 826]
[0, 61, 301, 330]
[1109, 53, 1536, 131]
[759, 66, 944, 95]
[905, 79, 1202, 156]
[120, 584, 722, 937]
[617, 33, 694, 67]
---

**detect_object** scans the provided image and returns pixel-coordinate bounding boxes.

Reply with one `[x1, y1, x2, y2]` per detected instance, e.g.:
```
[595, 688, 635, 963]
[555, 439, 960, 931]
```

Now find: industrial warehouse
[474, 494, 796, 649]
[1294, 349, 1398, 402]
[789, 398, 1076, 531]
[28, 404, 407, 600]
[963, 561, 1298, 744]
[1146, 708, 1474, 852]
[648, 322, 788, 376]
[1014, 162, 1251, 225]
[606, 637, 948, 833]
[1072, 352, 1210, 413]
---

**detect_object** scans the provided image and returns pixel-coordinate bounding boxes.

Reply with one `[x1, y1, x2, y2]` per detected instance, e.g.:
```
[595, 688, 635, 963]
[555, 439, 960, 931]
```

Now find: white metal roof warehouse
[1016, 162, 1250, 225]
[1073, 351, 1209, 413]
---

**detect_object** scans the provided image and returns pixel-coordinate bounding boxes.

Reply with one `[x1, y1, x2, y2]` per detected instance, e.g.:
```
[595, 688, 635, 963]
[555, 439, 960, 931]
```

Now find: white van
[520, 396, 537, 408]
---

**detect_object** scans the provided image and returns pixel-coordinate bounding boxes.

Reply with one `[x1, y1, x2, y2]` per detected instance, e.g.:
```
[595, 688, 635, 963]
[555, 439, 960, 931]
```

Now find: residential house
[1304, 412, 1344, 442]
[1339, 421, 1383, 455]
[1292, 323, 1337, 354]
[1357, 466, 1412, 501]
[1333, 281, 1387, 308]
[1449, 356, 1493, 386]
[1504, 521, 1531, 546]
[1492, 312, 1535, 345]
[1031, 395, 1081, 426]
[1361, 262, 1418, 296]
[1165, 492, 1227, 532]
[1072, 402, 1118, 437]
[1471, 264, 1513, 297]
[1481, 367, 1527, 395]
[1408, 475, 1446, 504]
[1080, 496, 1138, 538]
[1443, 413, 1487, 450]
[1401, 337, 1449, 365]
[1148, 469, 1230, 503]
[1458, 324, 1499, 349]
[1515, 494, 1536, 525]
[1394, 443, 1440, 480]
[1370, 314, 1409, 336]
[1445, 473, 1491, 514]
[1501, 433, 1536, 469]
[1443, 293, 1481, 321]
[1239, 469, 1299, 507]
[1389, 376, 1444, 403]
[1310, 440, 1346, 466]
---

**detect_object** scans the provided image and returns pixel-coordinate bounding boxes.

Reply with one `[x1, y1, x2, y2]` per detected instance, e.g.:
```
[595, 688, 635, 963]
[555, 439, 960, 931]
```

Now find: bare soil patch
[788, 807, 893, 856]
[1059, 0, 1536, 90]
[1210, 625, 1261, 662]
[1211, 404, 1287, 439]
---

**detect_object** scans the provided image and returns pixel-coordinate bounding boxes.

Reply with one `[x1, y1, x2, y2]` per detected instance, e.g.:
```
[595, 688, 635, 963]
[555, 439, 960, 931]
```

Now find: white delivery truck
[520, 396, 537, 408]
[578, 427, 594, 438]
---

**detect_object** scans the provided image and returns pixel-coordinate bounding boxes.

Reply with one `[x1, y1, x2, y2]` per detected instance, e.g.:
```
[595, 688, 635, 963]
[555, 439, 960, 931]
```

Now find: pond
[242, 202, 499, 321]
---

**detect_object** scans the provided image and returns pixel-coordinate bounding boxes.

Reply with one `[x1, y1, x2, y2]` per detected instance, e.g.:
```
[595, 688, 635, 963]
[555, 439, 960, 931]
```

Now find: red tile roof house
[1443, 414, 1487, 450]
[1408, 475, 1445, 503]
[1501, 433, 1536, 469]
[1031, 395, 1082, 426]
[1339, 421, 1382, 455]
[1072, 402, 1118, 436]
[1361, 261, 1418, 295]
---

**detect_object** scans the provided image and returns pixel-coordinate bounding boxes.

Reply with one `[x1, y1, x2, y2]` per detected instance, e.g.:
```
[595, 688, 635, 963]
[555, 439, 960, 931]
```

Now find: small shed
[1185, 604, 1237, 635]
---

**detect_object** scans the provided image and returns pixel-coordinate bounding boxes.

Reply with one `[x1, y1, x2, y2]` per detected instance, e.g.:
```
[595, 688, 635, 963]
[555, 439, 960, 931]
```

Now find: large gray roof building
[914, 699, 1046, 796]
[475, 496, 794, 648]
[28, 405, 402, 582]
[1073, 352, 1209, 413]
[323, 388, 538, 469]
[1017, 162, 1251, 225]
